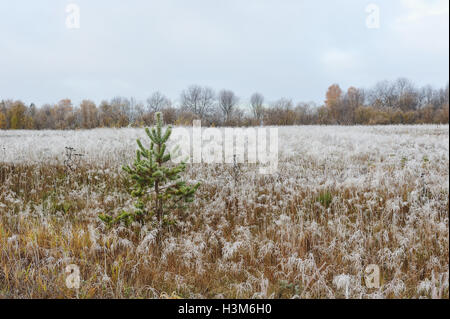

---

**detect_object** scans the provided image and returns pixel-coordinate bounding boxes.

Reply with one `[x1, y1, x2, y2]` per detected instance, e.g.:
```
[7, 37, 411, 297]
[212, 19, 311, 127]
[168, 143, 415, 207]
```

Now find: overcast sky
[0, 0, 448, 107]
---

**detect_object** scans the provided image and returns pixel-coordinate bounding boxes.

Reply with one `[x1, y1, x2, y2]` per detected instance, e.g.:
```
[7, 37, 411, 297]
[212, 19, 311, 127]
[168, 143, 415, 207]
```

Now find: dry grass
[0, 125, 448, 299]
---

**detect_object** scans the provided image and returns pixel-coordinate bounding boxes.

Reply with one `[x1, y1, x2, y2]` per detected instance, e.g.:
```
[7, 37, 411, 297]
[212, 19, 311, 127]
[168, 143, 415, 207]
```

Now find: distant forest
[1, 78, 448, 129]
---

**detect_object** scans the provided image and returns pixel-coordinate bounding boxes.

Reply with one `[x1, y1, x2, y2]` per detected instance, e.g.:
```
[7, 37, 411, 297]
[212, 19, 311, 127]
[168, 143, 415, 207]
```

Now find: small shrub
[317, 191, 333, 208]
[99, 112, 200, 228]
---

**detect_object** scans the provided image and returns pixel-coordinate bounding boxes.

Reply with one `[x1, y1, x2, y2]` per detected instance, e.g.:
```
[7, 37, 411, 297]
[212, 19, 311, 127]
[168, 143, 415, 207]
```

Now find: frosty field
[0, 125, 448, 298]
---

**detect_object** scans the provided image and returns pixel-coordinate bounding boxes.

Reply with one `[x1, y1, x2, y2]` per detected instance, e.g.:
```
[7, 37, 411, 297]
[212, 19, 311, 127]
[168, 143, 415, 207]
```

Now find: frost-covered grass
[0, 125, 448, 298]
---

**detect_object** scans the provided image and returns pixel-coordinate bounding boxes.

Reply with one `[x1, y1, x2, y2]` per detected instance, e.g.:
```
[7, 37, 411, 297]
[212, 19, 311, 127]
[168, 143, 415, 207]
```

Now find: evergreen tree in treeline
[99, 112, 200, 228]
[0, 79, 448, 129]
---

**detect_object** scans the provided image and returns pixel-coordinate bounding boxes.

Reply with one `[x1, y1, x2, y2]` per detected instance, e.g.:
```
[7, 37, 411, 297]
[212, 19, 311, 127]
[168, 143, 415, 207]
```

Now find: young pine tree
[100, 112, 199, 227]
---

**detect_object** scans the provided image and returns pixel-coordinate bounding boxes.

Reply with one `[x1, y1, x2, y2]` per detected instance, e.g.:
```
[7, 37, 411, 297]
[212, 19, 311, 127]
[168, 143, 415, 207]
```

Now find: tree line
[0, 78, 448, 130]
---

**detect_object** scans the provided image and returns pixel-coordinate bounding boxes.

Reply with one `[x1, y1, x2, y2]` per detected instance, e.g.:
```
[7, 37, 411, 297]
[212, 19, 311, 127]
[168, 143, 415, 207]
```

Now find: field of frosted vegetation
[0, 125, 448, 298]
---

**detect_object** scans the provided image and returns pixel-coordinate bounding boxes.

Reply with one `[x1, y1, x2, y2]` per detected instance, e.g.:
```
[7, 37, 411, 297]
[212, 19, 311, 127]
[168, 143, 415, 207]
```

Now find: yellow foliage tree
[325, 84, 343, 123]
[0, 112, 6, 129]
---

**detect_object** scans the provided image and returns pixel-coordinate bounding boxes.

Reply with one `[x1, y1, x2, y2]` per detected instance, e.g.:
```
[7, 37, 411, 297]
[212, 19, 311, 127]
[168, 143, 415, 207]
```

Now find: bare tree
[218, 89, 239, 124]
[180, 85, 215, 119]
[131, 100, 145, 125]
[368, 80, 397, 109]
[368, 78, 419, 111]
[110, 96, 131, 127]
[146, 91, 171, 113]
[269, 98, 294, 125]
[79, 100, 98, 129]
[98, 100, 114, 127]
[250, 93, 264, 124]
[394, 78, 419, 111]
[272, 98, 293, 110]
[338, 87, 364, 124]
[420, 85, 435, 109]
[295, 102, 316, 125]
